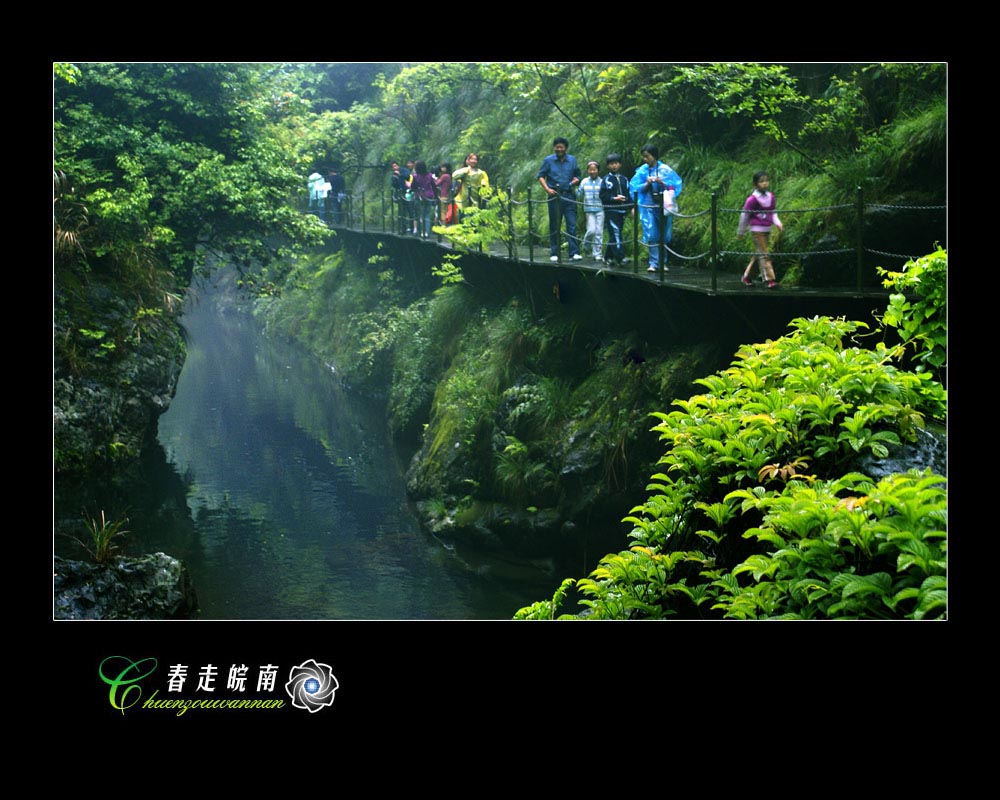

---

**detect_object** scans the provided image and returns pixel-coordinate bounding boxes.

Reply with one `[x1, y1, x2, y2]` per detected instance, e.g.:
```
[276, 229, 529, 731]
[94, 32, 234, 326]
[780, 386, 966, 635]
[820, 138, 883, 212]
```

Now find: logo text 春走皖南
[98, 656, 339, 716]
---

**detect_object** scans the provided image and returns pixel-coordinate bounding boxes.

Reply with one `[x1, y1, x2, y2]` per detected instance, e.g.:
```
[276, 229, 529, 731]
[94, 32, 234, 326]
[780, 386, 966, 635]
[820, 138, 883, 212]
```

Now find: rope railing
[313, 185, 944, 292]
[719, 202, 857, 214]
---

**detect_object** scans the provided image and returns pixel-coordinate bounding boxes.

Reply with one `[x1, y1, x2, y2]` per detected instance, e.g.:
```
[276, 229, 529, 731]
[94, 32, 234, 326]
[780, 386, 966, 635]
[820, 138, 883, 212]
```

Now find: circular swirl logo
[285, 660, 339, 713]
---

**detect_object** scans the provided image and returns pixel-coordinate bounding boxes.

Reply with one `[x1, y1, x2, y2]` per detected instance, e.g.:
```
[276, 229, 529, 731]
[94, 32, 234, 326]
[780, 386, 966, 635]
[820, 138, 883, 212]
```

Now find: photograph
[52, 61, 950, 724]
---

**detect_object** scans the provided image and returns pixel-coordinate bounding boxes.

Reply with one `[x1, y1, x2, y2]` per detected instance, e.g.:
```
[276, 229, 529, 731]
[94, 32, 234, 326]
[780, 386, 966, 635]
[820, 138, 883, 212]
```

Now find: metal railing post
[632, 203, 639, 275]
[528, 193, 535, 263]
[658, 201, 665, 283]
[856, 186, 864, 292]
[710, 191, 718, 292]
[557, 195, 564, 264]
[360, 193, 366, 233]
[507, 187, 514, 259]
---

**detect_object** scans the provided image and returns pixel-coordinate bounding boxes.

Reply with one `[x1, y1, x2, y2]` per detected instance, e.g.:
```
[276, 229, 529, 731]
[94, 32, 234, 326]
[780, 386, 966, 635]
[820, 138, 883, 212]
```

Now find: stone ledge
[53, 553, 198, 620]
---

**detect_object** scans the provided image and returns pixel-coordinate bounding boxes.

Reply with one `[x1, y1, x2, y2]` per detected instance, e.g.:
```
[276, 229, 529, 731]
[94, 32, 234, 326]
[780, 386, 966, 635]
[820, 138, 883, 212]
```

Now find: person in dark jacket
[390, 161, 411, 234]
[600, 153, 631, 265]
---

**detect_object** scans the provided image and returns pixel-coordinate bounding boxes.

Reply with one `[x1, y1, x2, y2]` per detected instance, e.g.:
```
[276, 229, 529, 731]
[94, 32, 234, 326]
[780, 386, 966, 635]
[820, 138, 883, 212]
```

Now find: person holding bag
[628, 143, 682, 273]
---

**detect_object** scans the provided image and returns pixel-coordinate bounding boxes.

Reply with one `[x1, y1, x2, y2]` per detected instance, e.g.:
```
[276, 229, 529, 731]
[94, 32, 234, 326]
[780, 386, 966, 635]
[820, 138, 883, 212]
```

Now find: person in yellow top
[450, 152, 490, 220]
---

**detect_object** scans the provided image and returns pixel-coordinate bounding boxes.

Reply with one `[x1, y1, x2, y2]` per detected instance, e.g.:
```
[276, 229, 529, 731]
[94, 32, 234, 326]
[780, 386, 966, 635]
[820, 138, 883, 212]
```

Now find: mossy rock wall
[258, 233, 889, 563]
[54, 277, 186, 476]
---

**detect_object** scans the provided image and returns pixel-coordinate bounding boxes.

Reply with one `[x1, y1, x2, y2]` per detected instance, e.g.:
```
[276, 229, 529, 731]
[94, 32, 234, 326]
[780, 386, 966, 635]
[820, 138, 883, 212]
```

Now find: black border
[49, 55, 963, 734]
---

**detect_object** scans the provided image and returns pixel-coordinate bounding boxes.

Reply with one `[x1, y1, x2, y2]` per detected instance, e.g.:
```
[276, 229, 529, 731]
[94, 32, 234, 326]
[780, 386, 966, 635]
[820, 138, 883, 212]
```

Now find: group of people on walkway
[537, 138, 682, 273]
[390, 154, 490, 237]
[310, 139, 782, 286]
[307, 168, 347, 225]
[537, 138, 780, 283]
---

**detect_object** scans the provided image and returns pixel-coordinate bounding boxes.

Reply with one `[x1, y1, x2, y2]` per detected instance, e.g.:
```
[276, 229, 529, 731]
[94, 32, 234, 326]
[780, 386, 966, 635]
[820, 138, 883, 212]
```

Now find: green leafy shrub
[877, 246, 947, 386]
[713, 470, 946, 619]
[517, 310, 947, 621]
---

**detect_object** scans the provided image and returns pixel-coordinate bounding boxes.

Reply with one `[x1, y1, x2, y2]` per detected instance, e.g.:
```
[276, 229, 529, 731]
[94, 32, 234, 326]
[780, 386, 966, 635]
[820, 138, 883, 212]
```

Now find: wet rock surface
[53, 553, 198, 620]
[849, 422, 947, 481]
[53, 278, 185, 475]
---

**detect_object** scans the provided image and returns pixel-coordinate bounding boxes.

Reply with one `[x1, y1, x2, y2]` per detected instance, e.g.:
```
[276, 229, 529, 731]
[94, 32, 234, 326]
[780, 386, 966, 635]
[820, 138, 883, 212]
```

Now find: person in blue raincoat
[628, 143, 682, 273]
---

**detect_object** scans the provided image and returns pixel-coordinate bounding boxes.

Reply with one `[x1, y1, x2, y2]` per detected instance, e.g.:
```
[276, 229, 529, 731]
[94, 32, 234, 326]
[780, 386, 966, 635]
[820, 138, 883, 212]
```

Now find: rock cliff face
[53, 553, 198, 620]
[54, 279, 195, 619]
[53, 279, 186, 475]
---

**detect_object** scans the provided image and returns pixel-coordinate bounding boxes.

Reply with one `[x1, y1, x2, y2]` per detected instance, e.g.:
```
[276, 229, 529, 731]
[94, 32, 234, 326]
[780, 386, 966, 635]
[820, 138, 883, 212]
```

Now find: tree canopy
[54, 62, 330, 285]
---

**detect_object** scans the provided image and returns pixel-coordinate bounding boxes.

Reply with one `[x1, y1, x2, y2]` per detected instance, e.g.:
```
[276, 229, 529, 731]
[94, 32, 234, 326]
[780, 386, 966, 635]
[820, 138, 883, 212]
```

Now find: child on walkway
[577, 160, 604, 260]
[600, 153, 631, 265]
[737, 170, 783, 288]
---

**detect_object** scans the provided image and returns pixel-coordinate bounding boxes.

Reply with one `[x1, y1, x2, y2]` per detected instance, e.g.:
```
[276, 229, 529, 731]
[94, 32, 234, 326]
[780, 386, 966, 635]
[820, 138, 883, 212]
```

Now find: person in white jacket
[308, 171, 328, 222]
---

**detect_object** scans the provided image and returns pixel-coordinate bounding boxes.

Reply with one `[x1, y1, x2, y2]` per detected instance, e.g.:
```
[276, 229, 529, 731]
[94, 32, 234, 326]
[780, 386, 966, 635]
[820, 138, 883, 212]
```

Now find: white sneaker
[647, 266, 658, 273]
[550, 255, 559, 262]
[571, 254, 583, 261]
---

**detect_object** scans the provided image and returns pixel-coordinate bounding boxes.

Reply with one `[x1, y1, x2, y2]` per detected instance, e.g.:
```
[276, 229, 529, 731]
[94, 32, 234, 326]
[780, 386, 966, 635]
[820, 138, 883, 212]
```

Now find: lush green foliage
[55, 62, 947, 611]
[54, 64, 349, 472]
[334, 62, 943, 193]
[55, 63, 329, 281]
[432, 187, 508, 254]
[714, 470, 946, 619]
[515, 301, 947, 620]
[877, 246, 948, 383]
[54, 64, 331, 388]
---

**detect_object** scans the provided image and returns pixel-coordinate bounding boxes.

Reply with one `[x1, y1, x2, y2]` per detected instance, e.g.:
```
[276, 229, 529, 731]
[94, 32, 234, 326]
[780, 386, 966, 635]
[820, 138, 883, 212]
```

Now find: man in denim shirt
[537, 137, 582, 261]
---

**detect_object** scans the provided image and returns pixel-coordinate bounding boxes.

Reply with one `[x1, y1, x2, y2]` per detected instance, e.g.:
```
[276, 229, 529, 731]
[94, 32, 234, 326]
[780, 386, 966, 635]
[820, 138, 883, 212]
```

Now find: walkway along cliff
[253, 225, 918, 570]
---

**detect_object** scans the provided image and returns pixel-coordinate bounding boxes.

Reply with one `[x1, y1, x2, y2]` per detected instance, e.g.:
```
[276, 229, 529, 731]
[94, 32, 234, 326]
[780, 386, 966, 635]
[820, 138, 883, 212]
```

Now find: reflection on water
[56, 273, 561, 620]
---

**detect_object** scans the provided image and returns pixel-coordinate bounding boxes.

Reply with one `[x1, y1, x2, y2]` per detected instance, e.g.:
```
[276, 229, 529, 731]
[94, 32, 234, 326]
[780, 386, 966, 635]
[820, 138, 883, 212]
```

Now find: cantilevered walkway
[316, 186, 945, 300]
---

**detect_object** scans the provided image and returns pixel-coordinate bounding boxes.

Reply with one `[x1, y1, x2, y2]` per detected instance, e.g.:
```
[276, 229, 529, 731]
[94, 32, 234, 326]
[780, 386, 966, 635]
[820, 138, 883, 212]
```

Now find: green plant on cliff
[431, 252, 465, 287]
[515, 289, 947, 619]
[70, 510, 130, 565]
[432, 188, 510, 254]
[714, 469, 946, 619]
[494, 435, 557, 504]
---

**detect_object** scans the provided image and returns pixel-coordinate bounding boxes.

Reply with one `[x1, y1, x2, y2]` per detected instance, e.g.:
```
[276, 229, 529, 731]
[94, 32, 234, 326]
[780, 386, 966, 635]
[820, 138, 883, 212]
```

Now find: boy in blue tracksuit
[600, 153, 631, 265]
[628, 143, 682, 272]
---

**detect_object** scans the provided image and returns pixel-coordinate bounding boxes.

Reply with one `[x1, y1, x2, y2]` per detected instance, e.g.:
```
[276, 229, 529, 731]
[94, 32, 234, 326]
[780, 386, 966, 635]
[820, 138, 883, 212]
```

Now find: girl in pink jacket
[737, 171, 783, 288]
